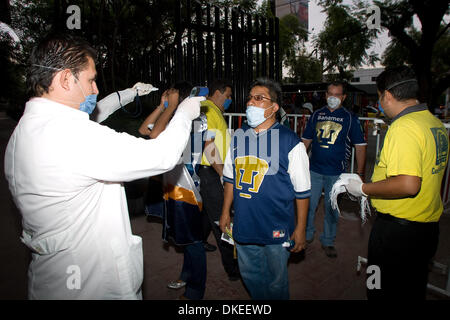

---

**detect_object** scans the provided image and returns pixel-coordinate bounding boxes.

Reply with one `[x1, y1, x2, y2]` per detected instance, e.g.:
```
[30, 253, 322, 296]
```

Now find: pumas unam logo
[316, 121, 343, 148]
[235, 156, 269, 199]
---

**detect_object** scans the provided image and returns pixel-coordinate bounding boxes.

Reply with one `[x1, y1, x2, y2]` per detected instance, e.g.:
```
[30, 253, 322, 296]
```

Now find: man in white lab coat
[4, 34, 204, 299]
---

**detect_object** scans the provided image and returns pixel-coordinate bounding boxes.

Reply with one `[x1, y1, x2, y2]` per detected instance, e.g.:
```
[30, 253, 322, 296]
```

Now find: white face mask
[246, 105, 275, 128]
[327, 96, 341, 109]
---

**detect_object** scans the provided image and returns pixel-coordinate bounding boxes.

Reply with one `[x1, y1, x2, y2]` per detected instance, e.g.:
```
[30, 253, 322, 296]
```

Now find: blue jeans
[236, 243, 290, 300]
[306, 170, 340, 247]
[180, 241, 206, 300]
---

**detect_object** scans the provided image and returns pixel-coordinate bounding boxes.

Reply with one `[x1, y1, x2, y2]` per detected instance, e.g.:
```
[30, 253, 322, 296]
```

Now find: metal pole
[294, 115, 298, 135]
[375, 125, 381, 158]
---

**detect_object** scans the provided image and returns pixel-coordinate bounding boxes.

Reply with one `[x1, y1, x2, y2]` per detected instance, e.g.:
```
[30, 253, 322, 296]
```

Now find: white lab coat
[4, 95, 191, 299]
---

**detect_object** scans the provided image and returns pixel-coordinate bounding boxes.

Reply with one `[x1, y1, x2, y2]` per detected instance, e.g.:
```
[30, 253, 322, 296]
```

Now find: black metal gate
[147, 0, 280, 113]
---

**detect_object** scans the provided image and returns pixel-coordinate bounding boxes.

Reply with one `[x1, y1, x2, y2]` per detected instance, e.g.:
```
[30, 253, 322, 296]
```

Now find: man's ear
[59, 69, 73, 91]
[273, 102, 280, 113]
[211, 89, 220, 99]
[384, 90, 394, 102]
[342, 94, 347, 102]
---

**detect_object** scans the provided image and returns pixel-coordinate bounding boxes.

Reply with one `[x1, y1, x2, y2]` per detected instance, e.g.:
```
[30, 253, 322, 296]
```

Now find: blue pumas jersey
[223, 122, 311, 245]
[302, 106, 366, 175]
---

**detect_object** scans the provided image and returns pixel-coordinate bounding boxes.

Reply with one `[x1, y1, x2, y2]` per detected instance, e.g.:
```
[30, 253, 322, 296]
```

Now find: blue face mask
[75, 76, 97, 114]
[223, 98, 232, 111]
[377, 100, 384, 115]
[79, 94, 98, 114]
[246, 105, 274, 128]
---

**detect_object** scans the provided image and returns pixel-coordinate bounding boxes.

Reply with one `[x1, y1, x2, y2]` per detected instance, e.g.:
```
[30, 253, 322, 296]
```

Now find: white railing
[224, 113, 450, 207]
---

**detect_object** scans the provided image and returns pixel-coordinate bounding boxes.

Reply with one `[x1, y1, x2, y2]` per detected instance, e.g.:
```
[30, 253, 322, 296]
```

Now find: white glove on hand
[132, 82, 158, 96]
[345, 176, 368, 198]
[175, 96, 205, 121]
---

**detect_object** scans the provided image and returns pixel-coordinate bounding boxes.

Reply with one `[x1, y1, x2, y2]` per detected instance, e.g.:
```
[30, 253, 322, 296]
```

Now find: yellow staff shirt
[200, 99, 231, 166]
[371, 105, 449, 222]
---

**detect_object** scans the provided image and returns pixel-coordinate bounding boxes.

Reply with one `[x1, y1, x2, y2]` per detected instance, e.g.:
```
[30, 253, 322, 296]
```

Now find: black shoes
[227, 270, 241, 281]
[227, 263, 241, 281]
[321, 245, 338, 258]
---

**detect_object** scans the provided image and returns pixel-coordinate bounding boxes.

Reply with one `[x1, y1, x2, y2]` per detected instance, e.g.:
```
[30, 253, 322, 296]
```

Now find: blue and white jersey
[223, 122, 311, 245]
[302, 106, 366, 175]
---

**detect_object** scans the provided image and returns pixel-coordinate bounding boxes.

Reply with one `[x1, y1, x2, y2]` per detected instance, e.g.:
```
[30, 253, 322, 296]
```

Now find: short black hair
[208, 79, 233, 96]
[327, 81, 347, 95]
[27, 33, 97, 97]
[376, 66, 419, 101]
[249, 78, 282, 121]
[172, 81, 193, 102]
[249, 77, 282, 105]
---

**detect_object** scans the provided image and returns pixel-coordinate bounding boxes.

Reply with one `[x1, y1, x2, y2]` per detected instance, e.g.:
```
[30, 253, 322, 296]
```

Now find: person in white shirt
[4, 34, 204, 299]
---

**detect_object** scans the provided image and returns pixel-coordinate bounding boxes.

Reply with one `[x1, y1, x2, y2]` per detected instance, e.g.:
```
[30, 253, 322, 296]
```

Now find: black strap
[117, 91, 142, 118]
[377, 212, 438, 227]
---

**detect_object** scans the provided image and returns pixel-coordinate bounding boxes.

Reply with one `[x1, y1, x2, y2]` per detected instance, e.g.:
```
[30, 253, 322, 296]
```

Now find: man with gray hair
[220, 78, 310, 299]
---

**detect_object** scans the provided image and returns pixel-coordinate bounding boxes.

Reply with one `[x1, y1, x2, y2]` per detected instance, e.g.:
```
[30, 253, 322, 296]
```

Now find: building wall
[275, 0, 309, 30]
[350, 68, 385, 85]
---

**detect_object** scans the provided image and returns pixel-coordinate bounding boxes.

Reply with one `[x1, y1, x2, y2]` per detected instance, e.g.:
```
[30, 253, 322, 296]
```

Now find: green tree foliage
[258, 0, 317, 83]
[314, 2, 379, 80]
[285, 48, 323, 83]
[208, 0, 258, 12]
[279, 14, 308, 63]
[316, 0, 449, 108]
[374, 0, 450, 107]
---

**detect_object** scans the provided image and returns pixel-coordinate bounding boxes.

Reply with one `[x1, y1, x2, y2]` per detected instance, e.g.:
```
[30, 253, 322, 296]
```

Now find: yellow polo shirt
[371, 107, 448, 222]
[200, 99, 231, 166]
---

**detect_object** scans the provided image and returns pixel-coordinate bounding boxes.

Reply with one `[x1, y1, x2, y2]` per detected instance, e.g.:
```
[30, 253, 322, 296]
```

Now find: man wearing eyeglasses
[302, 81, 367, 258]
[220, 78, 311, 299]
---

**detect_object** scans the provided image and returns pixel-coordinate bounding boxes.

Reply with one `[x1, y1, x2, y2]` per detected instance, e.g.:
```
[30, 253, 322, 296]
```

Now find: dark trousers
[198, 166, 238, 276]
[180, 242, 206, 300]
[367, 213, 439, 300]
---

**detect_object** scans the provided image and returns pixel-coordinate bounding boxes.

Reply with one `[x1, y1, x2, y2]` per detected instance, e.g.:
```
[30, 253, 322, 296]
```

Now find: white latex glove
[175, 96, 205, 121]
[345, 176, 368, 198]
[132, 82, 158, 96]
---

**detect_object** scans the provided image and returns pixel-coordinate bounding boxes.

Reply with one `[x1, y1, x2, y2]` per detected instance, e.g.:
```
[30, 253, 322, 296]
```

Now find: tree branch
[377, 1, 419, 61]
